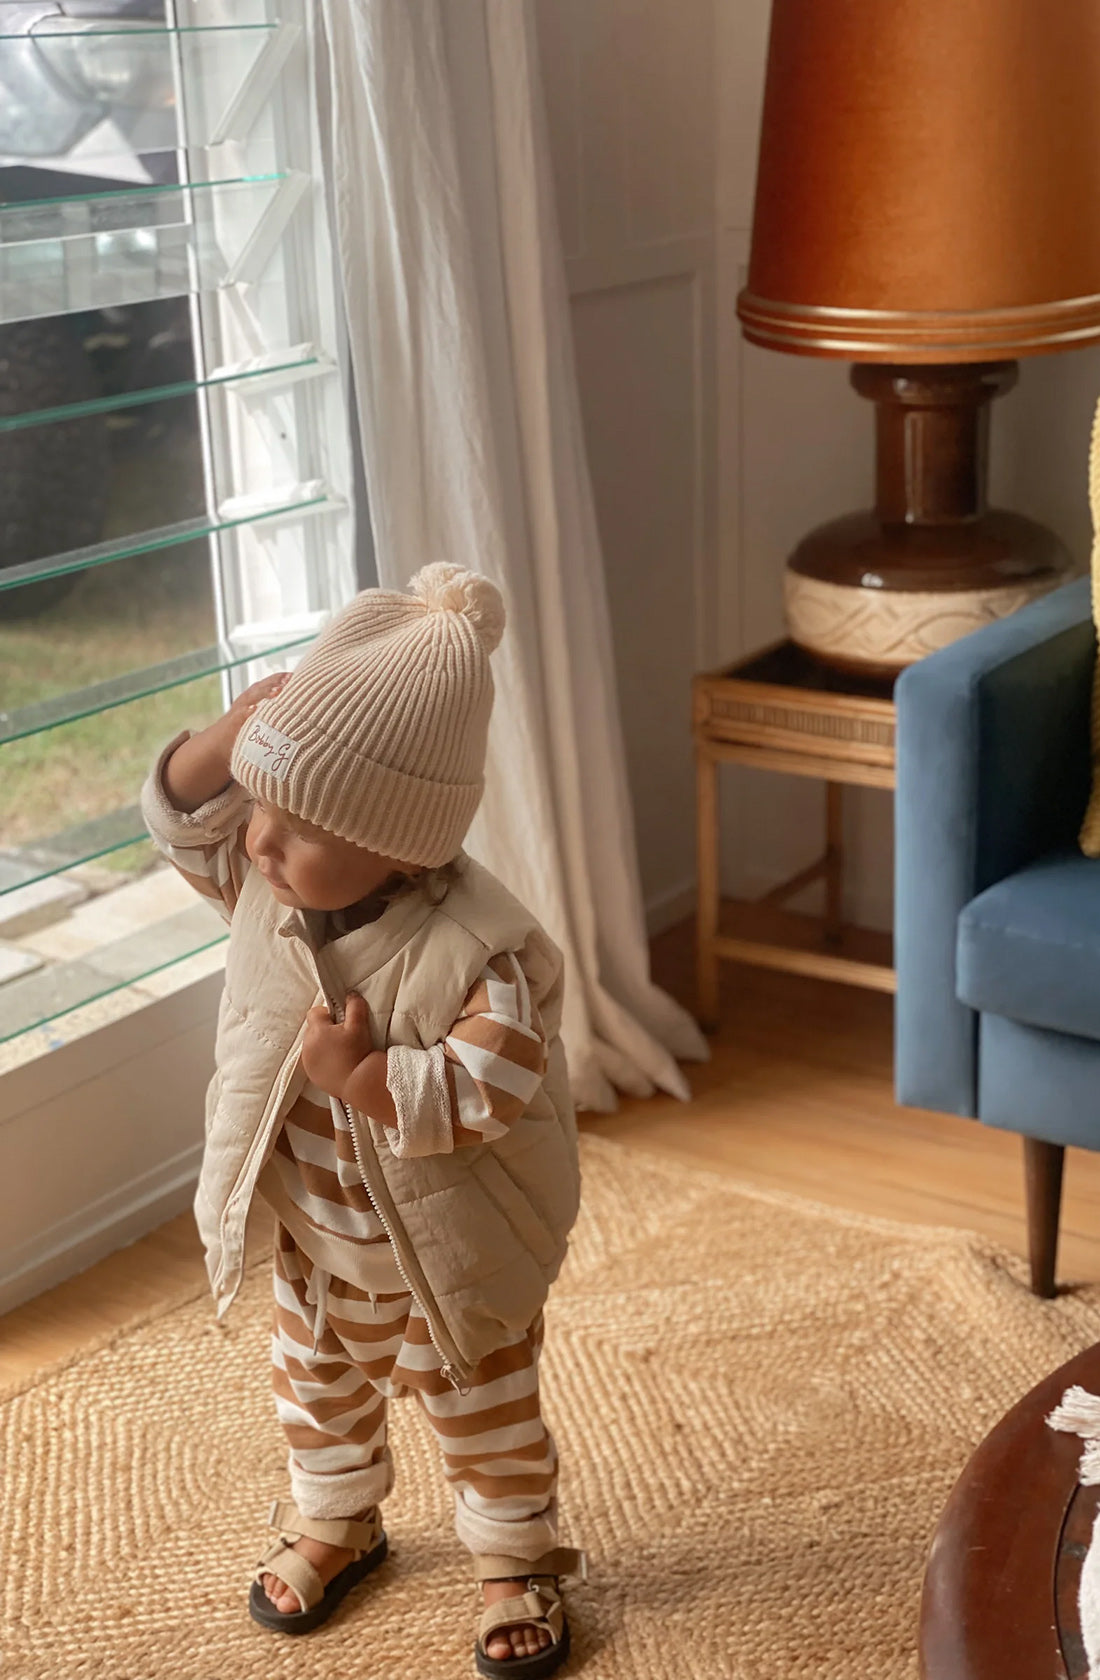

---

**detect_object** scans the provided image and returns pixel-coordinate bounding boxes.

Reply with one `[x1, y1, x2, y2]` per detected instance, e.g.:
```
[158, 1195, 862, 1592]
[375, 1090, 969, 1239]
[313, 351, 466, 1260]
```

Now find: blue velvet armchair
[895, 576, 1100, 1296]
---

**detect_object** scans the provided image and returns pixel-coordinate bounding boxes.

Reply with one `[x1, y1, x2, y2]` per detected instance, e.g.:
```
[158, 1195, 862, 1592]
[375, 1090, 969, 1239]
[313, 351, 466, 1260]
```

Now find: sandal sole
[248, 1534, 388, 1635]
[475, 1614, 570, 1679]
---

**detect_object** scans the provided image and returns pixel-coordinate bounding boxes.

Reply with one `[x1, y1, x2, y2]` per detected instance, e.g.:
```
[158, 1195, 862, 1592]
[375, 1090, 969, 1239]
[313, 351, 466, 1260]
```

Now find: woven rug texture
[6, 1133, 1100, 1680]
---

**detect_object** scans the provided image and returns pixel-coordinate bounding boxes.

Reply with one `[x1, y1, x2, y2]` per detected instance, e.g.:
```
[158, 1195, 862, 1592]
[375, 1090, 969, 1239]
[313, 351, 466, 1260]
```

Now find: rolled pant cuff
[453, 1494, 558, 1563]
[289, 1452, 394, 1520]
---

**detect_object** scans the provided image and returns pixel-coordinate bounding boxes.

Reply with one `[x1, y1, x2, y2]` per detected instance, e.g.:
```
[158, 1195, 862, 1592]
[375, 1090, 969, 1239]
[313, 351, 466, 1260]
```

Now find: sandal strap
[477, 1585, 565, 1652]
[253, 1499, 383, 1614]
[266, 1498, 381, 1553]
[473, 1546, 588, 1584]
[253, 1538, 324, 1614]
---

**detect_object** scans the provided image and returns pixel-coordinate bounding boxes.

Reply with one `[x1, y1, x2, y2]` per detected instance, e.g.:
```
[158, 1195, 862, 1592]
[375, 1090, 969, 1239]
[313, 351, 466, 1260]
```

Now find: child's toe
[485, 1619, 556, 1661]
[263, 1574, 298, 1615]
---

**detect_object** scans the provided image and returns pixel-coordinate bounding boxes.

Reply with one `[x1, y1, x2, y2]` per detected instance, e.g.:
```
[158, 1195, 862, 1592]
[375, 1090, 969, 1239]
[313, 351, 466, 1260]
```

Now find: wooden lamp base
[784, 363, 1073, 677]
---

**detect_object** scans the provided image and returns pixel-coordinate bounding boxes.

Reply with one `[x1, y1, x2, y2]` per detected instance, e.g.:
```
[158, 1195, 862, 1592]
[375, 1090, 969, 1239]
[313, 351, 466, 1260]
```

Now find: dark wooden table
[921, 1338, 1100, 1679]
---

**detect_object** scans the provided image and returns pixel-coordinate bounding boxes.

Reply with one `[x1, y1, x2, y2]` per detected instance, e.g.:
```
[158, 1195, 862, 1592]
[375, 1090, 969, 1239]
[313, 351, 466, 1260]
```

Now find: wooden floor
[6, 924, 1100, 1389]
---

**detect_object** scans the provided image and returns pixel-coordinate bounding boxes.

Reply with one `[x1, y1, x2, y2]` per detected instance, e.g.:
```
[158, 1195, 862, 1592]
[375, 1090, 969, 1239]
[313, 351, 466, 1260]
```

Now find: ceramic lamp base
[783, 362, 1074, 678]
[785, 562, 1065, 680]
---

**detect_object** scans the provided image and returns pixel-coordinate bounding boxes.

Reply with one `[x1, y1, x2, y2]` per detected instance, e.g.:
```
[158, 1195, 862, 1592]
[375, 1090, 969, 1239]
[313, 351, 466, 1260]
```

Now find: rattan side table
[693, 641, 897, 1031]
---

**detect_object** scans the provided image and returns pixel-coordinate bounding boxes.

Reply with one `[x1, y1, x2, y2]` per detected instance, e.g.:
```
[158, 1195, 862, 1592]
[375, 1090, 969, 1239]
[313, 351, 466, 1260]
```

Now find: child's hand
[212, 671, 291, 755]
[302, 991, 375, 1104]
[163, 671, 290, 813]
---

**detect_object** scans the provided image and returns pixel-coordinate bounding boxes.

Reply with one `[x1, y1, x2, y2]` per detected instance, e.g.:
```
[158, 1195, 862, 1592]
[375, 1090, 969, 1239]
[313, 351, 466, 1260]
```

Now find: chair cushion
[958, 851, 1100, 1043]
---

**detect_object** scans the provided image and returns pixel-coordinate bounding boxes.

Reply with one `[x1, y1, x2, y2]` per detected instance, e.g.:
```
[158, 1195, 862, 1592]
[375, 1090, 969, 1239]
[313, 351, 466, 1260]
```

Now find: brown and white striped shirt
[256, 947, 549, 1290]
[146, 752, 550, 1290]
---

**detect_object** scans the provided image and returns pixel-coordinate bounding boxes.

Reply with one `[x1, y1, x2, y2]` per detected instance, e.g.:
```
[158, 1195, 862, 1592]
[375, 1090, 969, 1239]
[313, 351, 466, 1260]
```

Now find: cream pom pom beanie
[230, 563, 505, 867]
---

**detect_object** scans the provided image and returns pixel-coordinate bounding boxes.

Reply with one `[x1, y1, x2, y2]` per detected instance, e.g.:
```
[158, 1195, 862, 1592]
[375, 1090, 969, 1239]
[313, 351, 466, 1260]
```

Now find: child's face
[245, 799, 412, 912]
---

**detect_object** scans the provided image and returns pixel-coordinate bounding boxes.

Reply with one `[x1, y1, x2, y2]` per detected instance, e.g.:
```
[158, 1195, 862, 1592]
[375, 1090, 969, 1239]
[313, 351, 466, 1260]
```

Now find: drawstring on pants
[304, 1266, 331, 1352]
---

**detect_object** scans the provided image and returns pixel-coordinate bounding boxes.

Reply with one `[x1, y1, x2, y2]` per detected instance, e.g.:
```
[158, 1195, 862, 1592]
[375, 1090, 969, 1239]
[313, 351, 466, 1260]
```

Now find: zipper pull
[441, 1361, 471, 1396]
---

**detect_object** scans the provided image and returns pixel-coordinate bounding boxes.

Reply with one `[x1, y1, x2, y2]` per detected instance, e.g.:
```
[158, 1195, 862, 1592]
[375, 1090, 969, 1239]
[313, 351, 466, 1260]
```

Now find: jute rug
[6, 1134, 1100, 1680]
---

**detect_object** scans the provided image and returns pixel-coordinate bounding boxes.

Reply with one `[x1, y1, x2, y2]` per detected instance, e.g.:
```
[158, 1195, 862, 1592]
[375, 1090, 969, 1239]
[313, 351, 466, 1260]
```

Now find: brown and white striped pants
[271, 1226, 559, 1560]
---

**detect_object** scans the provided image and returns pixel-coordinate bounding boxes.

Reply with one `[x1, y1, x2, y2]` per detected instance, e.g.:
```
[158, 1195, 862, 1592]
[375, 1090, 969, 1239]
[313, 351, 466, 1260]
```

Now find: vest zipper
[293, 913, 471, 1396]
[337, 1095, 471, 1395]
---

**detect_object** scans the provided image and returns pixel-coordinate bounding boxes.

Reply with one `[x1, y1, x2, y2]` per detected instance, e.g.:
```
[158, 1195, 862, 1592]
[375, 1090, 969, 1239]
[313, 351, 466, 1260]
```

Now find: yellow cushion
[1081, 397, 1100, 858]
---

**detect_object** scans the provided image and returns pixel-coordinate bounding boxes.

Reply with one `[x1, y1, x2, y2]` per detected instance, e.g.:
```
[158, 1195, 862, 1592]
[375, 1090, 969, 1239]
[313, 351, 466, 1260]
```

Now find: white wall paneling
[717, 223, 897, 928]
[989, 351, 1100, 570]
[536, 0, 719, 935]
[716, 0, 770, 234]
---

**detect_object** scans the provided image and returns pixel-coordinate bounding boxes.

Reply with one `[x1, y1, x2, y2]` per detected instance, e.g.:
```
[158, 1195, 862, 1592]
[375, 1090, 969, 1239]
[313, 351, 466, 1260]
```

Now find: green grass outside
[0, 546, 221, 858]
[0, 417, 225, 867]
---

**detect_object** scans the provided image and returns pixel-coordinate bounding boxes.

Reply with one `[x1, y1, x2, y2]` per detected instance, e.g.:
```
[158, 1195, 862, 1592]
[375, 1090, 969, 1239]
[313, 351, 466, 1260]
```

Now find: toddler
[141, 564, 584, 1677]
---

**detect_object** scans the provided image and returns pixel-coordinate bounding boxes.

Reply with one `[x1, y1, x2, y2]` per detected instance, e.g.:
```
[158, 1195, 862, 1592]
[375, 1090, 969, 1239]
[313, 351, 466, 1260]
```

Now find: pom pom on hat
[409, 562, 506, 653]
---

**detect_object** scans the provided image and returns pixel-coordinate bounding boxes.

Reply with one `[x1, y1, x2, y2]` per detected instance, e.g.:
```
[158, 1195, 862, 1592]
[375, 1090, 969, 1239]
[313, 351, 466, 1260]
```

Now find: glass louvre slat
[0, 22, 274, 38]
[0, 806, 147, 895]
[0, 905, 228, 1044]
[0, 347, 322, 433]
[0, 483, 335, 593]
[0, 171, 282, 230]
[0, 173, 297, 324]
[0, 0, 273, 22]
[0, 630, 315, 746]
[0, 23, 283, 163]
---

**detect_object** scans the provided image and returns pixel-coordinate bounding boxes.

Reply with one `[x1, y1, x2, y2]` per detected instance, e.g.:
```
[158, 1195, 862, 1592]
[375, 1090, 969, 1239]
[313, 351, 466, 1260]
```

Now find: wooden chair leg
[1023, 1136, 1065, 1298]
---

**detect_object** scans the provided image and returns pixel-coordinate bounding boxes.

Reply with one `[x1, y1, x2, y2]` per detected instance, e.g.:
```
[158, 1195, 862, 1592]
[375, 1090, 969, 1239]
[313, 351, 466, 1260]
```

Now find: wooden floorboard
[5, 920, 1100, 1389]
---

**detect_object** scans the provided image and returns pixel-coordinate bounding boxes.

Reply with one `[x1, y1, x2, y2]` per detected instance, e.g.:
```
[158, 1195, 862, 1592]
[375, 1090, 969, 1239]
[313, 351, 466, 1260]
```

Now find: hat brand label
[239, 719, 301, 781]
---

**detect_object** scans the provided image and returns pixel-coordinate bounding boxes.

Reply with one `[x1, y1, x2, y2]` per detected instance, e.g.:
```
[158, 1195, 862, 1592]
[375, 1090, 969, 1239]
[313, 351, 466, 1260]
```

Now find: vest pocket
[470, 1152, 559, 1268]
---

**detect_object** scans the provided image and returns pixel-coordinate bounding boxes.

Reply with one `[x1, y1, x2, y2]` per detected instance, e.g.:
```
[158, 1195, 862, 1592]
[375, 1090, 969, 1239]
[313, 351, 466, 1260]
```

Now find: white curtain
[314, 0, 709, 1110]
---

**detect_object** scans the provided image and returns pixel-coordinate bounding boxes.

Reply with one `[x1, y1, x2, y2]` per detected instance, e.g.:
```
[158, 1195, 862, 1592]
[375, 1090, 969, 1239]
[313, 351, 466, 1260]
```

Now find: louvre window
[0, 0, 355, 1056]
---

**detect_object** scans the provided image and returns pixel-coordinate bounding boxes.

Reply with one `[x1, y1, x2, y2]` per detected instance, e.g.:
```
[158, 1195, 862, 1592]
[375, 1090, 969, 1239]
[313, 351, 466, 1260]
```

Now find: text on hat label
[239, 719, 301, 781]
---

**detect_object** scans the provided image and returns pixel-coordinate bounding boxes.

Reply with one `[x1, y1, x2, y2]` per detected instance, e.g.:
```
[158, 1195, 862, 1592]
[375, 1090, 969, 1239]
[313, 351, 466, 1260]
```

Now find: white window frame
[0, 0, 361, 1312]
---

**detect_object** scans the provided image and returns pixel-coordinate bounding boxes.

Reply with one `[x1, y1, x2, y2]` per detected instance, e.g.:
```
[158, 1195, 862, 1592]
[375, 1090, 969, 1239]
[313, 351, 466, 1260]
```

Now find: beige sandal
[248, 1499, 388, 1635]
[473, 1547, 587, 1678]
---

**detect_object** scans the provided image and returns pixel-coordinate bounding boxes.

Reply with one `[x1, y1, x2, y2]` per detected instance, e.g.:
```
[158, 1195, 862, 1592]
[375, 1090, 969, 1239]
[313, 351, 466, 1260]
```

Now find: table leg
[696, 744, 720, 1031]
[824, 782, 844, 946]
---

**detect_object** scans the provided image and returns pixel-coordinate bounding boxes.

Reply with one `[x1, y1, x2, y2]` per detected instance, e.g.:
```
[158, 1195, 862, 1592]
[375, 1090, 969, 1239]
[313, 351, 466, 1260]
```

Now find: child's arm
[302, 952, 548, 1155]
[140, 672, 288, 922]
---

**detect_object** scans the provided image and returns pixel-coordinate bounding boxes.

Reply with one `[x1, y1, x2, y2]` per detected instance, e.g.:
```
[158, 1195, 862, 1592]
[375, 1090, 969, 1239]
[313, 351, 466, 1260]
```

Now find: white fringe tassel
[1047, 1386, 1100, 1485]
[1047, 1386, 1100, 1680]
[1082, 1443, 1100, 1489]
[1048, 1385, 1100, 1441]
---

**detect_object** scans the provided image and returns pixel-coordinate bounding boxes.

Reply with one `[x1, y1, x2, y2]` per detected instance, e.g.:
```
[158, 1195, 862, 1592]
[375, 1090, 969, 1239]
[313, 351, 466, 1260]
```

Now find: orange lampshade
[738, 0, 1100, 361]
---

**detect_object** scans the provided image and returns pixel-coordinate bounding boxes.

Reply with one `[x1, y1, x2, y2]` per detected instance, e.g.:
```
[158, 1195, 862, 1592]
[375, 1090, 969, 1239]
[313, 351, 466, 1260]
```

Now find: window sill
[0, 938, 225, 1077]
[0, 865, 227, 1059]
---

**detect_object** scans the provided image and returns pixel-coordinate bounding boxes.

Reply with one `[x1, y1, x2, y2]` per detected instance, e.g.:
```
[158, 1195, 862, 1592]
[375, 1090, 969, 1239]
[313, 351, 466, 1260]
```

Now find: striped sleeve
[385, 952, 549, 1158]
[140, 731, 253, 922]
[444, 952, 548, 1143]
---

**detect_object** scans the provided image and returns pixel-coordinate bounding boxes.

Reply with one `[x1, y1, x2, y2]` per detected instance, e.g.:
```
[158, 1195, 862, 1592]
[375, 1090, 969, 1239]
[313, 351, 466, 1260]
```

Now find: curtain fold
[316, 0, 709, 1110]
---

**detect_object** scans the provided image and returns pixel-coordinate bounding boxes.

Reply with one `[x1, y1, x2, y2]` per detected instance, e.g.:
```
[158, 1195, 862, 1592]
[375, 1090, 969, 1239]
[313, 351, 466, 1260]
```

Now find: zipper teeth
[339, 1098, 468, 1392]
[305, 921, 466, 1394]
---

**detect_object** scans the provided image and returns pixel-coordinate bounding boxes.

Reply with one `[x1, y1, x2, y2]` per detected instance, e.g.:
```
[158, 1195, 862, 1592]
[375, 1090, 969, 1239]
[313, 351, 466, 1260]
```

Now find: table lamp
[737, 0, 1100, 677]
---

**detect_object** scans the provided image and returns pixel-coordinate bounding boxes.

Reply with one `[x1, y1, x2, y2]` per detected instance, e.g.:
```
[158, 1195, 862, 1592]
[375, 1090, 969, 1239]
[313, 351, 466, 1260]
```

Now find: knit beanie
[230, 563, 505, 867]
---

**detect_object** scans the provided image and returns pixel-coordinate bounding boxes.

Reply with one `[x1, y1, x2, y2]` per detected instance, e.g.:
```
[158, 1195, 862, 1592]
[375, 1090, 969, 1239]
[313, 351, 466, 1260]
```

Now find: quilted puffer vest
[196, 854, 579, 1384]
